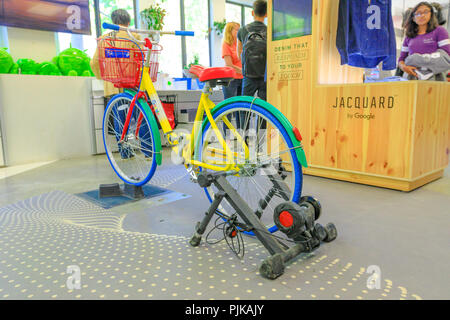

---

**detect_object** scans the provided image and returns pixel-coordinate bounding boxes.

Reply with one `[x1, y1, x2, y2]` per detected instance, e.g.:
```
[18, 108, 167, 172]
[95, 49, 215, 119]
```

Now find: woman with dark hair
[398, 1, 450, 80]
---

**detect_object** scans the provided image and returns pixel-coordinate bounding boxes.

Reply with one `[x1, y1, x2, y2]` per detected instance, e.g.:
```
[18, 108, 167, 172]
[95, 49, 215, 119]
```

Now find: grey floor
[0, 148, 449, 300]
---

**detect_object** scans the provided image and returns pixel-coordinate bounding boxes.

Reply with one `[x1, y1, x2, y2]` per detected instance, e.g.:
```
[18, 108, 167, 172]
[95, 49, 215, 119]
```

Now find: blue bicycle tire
[198, 101, 303, 234]
[103, 92, 158, 186]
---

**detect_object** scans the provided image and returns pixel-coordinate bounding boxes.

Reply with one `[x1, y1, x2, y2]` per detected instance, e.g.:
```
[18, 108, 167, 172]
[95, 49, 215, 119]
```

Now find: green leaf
[213, 19, 226, 36]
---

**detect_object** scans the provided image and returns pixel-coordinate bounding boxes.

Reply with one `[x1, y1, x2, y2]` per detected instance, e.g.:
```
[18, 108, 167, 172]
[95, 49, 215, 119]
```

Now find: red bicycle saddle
[189, 65, 236, 82]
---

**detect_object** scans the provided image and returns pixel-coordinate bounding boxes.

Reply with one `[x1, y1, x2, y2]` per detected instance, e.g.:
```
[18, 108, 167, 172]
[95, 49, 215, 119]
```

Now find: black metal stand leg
[123, 183, 145, 199]
[189, 191, 226, 247]
[215, 175, 286, 257]
[98, 183, 144, 200]
[190, 171, 338, 280]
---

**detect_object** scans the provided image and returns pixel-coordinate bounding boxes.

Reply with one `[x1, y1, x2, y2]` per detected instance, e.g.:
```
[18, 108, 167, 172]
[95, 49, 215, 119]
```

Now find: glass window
[100, 0, 135, 33]
[56, 0, 141, 58]
[57, 0, 98, 57]
[226, 2, 242, 25]
[244, 6, 253, 25]
[184, 0, 210, 68]
[0, 26, 9, 49]
[158, 0, 183, 77]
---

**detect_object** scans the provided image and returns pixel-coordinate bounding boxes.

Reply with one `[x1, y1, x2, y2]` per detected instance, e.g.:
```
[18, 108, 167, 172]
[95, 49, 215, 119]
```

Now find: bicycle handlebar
[102, 22, 120, 31]
[102, 22, 194, 37]
[175, 30, 195, 36]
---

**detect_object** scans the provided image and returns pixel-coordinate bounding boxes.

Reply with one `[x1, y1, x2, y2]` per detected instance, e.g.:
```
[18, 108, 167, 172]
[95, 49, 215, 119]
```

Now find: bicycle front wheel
[103, 93, 158, 186]
[197, 101, 303, 234]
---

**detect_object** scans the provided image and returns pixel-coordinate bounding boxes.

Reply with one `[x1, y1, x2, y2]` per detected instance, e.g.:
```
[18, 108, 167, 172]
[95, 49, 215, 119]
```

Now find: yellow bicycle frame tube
[184, 93, 249, 172]
[140, 67, 174, 135]
[139, 67, 248, 172]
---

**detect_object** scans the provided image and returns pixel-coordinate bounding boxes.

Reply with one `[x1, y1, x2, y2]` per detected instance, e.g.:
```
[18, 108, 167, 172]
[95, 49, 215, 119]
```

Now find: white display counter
[0, 75, 225, 165]
[0, 74, 94, 166]
[0, 119, 4, 166]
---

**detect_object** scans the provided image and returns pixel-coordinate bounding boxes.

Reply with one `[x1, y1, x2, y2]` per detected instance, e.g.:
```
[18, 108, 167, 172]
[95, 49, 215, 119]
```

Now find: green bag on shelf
[17, 58, 39, 75]
[37, 62, 62, 76]
[9, 63, 19, 74]
[55, 46, 94, 77]
[0, 48, 14, 74]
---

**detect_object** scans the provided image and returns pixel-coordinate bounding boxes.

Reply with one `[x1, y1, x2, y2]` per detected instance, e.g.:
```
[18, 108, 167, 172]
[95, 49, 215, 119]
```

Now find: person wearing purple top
[398, 1, 450, 81]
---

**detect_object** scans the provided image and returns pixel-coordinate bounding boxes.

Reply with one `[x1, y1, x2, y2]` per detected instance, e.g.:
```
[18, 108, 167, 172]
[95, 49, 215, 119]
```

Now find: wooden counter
[267, 0, 450, 191]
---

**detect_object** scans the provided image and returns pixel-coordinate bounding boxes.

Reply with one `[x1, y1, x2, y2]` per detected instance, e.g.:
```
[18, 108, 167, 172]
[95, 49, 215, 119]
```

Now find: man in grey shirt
[237, 0, 267, 100]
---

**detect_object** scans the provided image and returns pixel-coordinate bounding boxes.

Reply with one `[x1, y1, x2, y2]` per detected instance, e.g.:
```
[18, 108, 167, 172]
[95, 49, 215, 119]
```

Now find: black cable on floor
[205, 215, 246, 260]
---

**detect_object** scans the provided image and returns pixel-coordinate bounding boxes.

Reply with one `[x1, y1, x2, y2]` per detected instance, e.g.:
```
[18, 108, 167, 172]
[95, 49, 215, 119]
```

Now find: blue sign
[105, 48, 131, 59]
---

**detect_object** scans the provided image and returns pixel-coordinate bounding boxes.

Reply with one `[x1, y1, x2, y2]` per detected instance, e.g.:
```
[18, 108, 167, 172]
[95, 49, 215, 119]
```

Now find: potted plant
[213, 19, 226, 36]
[183, 53, 200, 78]
[140, 3, 167, 31]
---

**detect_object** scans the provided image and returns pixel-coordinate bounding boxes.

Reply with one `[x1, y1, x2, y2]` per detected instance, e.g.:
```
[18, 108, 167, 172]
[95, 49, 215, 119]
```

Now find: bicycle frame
[121, 63, 249, 173]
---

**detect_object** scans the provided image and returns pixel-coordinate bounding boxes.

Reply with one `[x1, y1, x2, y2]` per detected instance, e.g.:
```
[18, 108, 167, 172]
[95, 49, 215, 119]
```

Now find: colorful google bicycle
[97, 22, 309, 235]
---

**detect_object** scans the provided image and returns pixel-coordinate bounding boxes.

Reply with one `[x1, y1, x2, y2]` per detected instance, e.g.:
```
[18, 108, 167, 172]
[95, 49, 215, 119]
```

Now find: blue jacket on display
[336, 0, 397, 70]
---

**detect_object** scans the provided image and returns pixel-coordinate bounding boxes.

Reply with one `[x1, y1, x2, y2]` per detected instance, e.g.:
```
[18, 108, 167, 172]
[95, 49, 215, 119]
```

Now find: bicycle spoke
[201, 106, 301, 233]
[104, 95, 156, 185]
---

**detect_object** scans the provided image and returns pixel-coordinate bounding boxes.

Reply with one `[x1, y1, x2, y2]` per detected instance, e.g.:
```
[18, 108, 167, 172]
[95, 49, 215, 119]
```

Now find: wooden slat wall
[412, 82, 450, 178]
[267, 0, 450, 190]
[309, 83, 416, 179]
[314, 0, 363, 85]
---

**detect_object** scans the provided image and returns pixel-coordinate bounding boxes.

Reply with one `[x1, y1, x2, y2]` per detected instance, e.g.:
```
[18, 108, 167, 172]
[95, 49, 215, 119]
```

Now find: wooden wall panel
[267, 0, 450, 190]
[315, 0, 362, 85]
[412, 82, 450, 177]
[310, 83, 416, 179]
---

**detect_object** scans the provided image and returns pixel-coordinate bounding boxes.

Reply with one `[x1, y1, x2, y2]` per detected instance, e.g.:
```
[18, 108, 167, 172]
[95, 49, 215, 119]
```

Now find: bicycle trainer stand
[99, 183, 145, 200]
[189, 170, 338, 280]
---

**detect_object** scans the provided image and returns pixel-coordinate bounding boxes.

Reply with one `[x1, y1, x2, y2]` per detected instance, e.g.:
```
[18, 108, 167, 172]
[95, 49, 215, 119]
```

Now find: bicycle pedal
[186, 165, 199, 183]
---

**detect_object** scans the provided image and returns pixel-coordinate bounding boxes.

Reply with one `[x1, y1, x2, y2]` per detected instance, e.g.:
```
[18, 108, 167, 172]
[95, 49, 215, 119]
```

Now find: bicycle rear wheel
[197, 101, 303, 234]
[103, 93, 157, 186]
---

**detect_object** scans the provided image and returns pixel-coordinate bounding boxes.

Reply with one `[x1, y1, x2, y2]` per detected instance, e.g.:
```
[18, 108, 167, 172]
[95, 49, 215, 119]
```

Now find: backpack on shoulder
[242, 26, 267, 78]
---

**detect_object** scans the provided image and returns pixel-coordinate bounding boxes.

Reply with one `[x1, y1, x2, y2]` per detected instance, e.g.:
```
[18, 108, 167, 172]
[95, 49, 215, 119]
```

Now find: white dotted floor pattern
[148, 165, 190, 189]
[0, 190, 422, 300]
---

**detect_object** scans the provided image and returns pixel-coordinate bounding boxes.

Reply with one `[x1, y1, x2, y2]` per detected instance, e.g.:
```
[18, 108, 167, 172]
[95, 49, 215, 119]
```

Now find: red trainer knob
[279, 211, 294, 228]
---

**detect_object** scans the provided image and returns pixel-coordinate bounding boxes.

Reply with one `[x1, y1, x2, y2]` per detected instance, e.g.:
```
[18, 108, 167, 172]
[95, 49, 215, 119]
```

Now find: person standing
[222, 22, 243, 99]
[91, 9, 150, 159]
[91, 9, 141, 99]
[398, 2, 450, 81]
[237, 0, 267, 100]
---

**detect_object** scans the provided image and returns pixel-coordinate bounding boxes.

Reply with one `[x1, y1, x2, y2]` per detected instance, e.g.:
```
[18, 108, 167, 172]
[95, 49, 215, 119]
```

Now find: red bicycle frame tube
[119, 91, 147, 142]
[135, 112, 144, 136]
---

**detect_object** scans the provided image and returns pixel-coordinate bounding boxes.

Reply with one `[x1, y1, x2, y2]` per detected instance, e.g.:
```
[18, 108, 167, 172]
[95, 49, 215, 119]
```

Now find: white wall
[231, 0, 254, 5]
[0, 26, 8, 49]
[0, 120, 4, 166]
[139, 0, 155, 9]
[0, 74, 94, 166]
[7, 27, 57, 62]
